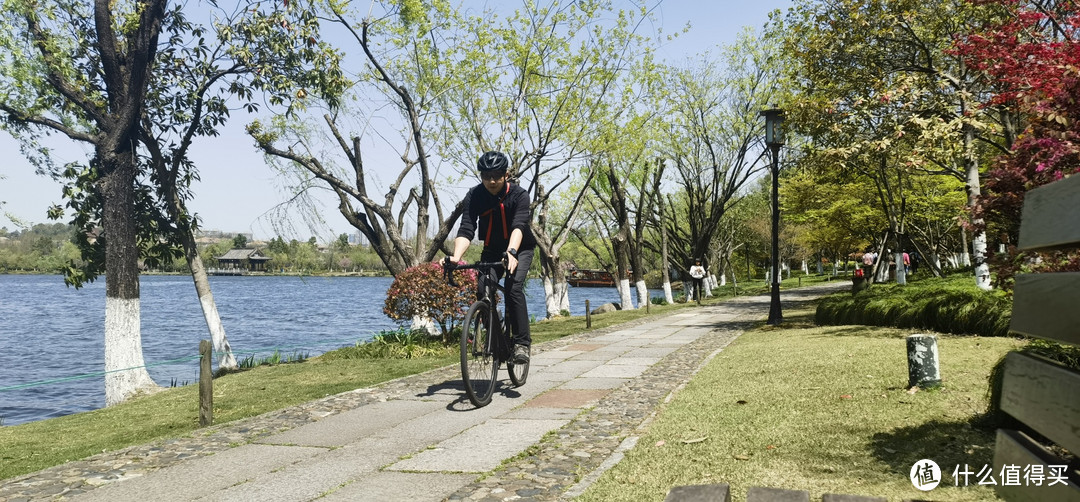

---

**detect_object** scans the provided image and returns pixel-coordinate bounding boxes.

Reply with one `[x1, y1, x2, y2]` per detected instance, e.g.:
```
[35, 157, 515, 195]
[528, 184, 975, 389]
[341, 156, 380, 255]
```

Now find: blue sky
[0, 1, 792, 241]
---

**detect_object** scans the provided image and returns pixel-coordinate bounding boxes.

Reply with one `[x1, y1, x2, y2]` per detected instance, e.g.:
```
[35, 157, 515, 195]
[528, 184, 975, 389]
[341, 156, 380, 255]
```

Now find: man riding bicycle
[449, 151, 535, 365]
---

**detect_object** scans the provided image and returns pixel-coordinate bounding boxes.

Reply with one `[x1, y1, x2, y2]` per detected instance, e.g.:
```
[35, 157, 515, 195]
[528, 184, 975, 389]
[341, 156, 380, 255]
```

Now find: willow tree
[248, 1, 468, 277]
[432, 0, 660, 317]
[660, 29, 782, 281]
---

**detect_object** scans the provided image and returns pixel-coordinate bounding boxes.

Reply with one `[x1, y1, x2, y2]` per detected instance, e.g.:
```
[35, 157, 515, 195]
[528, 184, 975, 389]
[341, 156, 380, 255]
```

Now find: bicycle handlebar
[443, 256, 506, 288]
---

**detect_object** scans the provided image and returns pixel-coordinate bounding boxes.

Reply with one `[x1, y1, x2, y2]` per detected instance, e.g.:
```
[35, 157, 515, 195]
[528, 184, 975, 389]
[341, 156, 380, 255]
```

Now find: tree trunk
[635, 280, 649, 307]
[963, 118, 992, 290]
[100, 155, 157, 406]
[187, 251, 238, 369]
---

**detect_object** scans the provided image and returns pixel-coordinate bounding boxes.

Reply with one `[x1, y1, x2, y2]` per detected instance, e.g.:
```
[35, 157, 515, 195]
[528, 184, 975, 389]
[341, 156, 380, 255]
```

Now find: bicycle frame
[446, 260, 511, 362]
[444, 257, 528, 407]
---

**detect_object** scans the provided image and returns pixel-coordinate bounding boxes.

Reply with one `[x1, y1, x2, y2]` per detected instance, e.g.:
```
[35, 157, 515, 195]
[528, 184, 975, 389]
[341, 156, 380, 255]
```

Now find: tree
[0, 0, 169, 404]
[437, 0, 660, 317]
[774, 0, 1014, 290]
[955, 0, 1080, 287]
[249, 1, 463, 277]
[0, 0, 346, 401]
[659, 30, 781, 283]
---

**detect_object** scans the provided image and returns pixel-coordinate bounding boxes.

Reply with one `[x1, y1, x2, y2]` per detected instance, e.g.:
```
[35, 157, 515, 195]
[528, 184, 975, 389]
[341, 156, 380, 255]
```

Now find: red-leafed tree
[954, 0, 1080, 288]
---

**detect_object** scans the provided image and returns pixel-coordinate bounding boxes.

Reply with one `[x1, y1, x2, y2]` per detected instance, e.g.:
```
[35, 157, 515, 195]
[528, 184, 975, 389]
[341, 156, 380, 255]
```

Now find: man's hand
[507, 254, 519, 274]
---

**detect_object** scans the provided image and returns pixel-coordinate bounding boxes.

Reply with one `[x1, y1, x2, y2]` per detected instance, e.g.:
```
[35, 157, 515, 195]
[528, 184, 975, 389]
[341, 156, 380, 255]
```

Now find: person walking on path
[689, 258, 707, 304]
[450, 151, 536, 364]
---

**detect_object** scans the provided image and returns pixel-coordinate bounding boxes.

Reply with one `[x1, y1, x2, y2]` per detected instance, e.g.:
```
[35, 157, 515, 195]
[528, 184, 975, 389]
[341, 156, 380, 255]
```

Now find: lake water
[0, 274, 657, 426]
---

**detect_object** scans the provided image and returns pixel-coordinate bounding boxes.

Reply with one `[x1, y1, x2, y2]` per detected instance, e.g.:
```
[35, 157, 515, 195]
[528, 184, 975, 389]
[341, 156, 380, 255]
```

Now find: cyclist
[449, 151, 535, 365]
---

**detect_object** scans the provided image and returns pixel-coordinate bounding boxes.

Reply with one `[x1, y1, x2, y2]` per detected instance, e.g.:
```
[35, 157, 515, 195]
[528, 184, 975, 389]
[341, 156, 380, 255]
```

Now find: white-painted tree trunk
[635, 280, 649, 309]
[104, 297, 157, 406]
[801, 260, 808, 274]
[719, 273, 727, 287]
[973, 232, 992, 290]
[704, 275, 714, 297]
[619, 278, 634, 309]
[199, 293, 237, 369]
[558, 280, 570, 313]
[543, 276, 559, 317]
[663, 281, 674, 304]
[411, 315, 438, 336]
[895, 251, 907, 285]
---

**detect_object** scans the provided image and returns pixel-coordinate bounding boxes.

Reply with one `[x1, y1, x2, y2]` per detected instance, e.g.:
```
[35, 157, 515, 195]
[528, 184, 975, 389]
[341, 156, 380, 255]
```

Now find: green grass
[816, 272, 1013, 337]
[579, 307, 1026, 502]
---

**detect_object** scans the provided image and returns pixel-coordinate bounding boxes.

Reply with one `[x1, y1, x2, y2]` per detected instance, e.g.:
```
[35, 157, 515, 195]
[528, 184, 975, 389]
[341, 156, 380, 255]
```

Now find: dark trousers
[481, 248, 532, 347]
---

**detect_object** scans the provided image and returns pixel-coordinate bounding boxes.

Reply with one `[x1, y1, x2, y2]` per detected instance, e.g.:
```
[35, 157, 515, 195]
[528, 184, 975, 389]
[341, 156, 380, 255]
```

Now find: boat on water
[567, 268, 616, 287]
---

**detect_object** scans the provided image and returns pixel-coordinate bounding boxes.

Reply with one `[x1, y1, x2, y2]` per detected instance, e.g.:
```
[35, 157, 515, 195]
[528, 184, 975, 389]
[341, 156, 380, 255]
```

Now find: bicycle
[443, 256, 529, 407]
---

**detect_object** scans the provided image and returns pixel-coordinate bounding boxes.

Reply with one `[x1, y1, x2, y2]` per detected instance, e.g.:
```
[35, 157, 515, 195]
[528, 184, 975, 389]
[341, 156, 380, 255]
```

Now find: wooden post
[199, 340, 213, 426]
[585, 300, 591, 329]
[646, 296, 650, 313]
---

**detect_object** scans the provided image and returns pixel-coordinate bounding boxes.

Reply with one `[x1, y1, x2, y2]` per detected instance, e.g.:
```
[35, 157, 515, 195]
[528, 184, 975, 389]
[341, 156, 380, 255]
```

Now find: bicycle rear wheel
[461, 301, 498, 407]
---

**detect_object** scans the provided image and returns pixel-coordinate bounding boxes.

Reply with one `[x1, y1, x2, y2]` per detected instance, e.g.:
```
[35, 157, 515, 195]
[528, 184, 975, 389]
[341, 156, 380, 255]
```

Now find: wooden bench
[664, 484, 884, 502]
[994, 173, 1080, 501]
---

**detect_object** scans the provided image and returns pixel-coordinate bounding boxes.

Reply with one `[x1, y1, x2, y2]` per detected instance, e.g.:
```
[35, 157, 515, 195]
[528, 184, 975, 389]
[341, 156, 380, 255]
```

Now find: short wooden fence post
[585, 300, 591, 329]
[199, 340, 213, 427]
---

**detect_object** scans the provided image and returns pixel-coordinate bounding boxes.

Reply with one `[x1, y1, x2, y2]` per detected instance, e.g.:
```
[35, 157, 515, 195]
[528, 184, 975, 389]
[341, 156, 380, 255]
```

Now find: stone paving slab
[557, 377, 627, 390]
[524, 389, 612, 409]
[320, 471, 476, 502]
[256, 399, 442, 448]
[69, 444, 325, 502]
[499, 407, 582, 421]
[197, 441, 397, 502]
[387, 418, 570, 473]
[580, 363, 650, 379]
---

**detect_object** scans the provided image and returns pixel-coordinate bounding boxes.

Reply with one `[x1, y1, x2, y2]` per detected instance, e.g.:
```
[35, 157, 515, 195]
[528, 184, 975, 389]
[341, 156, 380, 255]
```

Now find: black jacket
[457, 181, 535, 252]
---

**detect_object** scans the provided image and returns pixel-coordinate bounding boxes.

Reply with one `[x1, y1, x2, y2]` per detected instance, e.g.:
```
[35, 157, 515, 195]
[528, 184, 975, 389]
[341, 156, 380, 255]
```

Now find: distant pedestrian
[689, 258, 706, 302]
[903, 252, 911, 274]
[910, 251, 920, 276]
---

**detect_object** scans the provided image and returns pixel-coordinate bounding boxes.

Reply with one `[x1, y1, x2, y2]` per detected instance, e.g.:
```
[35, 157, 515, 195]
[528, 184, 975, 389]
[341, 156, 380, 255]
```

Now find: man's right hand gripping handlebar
[443, 256, 459, 287]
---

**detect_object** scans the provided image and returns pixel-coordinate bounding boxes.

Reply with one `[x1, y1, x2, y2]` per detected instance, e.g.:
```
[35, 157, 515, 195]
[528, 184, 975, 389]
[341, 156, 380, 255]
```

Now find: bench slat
[1018, 174, 1080, 251]
[993, 429, 1080, 502]
[1010, 272, 1080, 346]
[999, 352, 1080, 456]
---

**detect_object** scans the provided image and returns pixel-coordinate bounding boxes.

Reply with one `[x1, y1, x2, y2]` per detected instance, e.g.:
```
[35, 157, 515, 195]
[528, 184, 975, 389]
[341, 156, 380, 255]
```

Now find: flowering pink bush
[383, 261, 478, 340]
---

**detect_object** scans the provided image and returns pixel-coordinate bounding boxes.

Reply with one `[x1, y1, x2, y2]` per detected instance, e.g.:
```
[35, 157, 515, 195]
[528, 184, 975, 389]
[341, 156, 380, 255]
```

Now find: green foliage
[383, 262, 478, 338]
[815, 274, 1012, 337]
[322, 328, 457, 360]
[237, 350, 308, 369]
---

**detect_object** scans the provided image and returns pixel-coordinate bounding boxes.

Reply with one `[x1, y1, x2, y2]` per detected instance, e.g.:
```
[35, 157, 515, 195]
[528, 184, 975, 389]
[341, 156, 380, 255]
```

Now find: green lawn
[579, 307, 1026, 502]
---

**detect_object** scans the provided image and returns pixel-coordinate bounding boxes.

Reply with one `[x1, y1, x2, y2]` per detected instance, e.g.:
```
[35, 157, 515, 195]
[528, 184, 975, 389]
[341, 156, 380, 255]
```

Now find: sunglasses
[480, 171, 506, 181]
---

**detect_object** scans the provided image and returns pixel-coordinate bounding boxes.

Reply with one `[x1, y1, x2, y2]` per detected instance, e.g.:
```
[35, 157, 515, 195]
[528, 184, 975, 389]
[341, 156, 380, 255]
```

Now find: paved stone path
[0, 282, 849, 501]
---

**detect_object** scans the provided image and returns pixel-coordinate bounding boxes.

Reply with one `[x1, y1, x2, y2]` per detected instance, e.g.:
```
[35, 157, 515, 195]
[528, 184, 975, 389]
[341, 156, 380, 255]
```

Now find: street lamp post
[760, 108, 785, 326]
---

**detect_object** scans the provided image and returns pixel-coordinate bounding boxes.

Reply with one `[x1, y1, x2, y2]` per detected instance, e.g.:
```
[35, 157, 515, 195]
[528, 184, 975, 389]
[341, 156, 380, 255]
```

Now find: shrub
[320, 328, 456, 359]
[815, 274, 1013, 337]
[383, 261, 477, 340]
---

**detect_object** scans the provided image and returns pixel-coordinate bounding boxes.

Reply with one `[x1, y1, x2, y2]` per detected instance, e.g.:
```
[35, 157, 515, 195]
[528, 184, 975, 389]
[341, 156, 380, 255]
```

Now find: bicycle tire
[507, 358, 529, 387]
[461, 301, 498, 407]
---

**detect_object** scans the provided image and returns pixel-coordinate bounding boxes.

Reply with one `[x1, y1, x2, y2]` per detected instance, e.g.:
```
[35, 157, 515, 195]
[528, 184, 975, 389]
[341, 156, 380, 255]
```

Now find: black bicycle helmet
[476, 151, 509, 172]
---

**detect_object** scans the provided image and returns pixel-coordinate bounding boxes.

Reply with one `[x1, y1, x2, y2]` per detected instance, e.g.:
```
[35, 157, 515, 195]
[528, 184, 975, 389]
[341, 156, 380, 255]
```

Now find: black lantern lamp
[760, 107, 785, 325]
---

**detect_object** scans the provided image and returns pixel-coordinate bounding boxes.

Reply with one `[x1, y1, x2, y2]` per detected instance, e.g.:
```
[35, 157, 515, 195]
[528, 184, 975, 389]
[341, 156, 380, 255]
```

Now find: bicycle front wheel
[461, 301, 498, 407]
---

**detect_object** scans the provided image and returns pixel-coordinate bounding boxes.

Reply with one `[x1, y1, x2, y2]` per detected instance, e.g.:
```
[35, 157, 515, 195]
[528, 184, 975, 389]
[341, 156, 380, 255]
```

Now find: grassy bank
[816, 272, 1013, 337]
[579, 307, 1026, 501]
